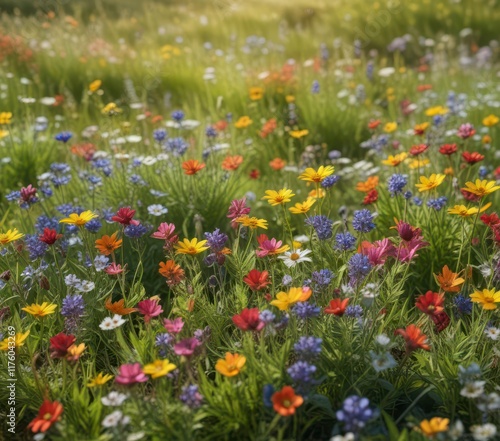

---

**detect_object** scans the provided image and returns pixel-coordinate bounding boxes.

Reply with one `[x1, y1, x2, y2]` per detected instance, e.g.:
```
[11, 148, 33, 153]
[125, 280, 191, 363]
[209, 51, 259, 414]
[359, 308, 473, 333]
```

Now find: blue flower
[124, 224, 149, 238]
[292, 302, 320, 320]
[153, 129, 167, 142]
[54, 131, 73, 143]
[61, 294, 85, 317]
[204, 228, 228, 252]
[180, 384, 203, 409]
[345, 305, 363, 318]
[352, 209, 375, 233]
[427, 196, 448, 211]
[287, 361, 317, 385]
[164, 137, 188, 156]
[334, 232, 357, 251]
[263, 384, 275, 408]
[85, 218, 102, 233]
[336, 395, 375, 433]
[454, 294, 472, 316]
[205, 126, 217, 138]
[348, 254, 372, 285]
[312, 269, 333, 287]
[25, 235, 48, 260]
[306, 215, 333, 240]
[311, 80, 320, 94]
[321, 175, 340, 189]
[171, 110, 185, 122]
[387, 174, 407, 196]
[294, 336, 322, 360]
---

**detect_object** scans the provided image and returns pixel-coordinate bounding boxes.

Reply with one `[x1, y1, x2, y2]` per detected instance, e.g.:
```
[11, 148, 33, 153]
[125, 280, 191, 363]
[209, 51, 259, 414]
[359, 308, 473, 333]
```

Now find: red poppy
[39, 228, 62, 245]
[362, 189, 378, 205]
[368, 119, 381, 130]
[111, 207, 140, 226]
[394, 324, 430, 353]
[415, 291, 444, 316]
[409, 144, 428, 156]
[271, 386, 304, 416]
[439, 144, 457, 155]
[462, 151, 485, 165]
[28, 400, 63, 433]
[243, 269, 271, 291]
[324, 298, 349, 316]
[430, 310, 450, 333]
[232, 308, 264, 331]
[49, 332, 76, 359]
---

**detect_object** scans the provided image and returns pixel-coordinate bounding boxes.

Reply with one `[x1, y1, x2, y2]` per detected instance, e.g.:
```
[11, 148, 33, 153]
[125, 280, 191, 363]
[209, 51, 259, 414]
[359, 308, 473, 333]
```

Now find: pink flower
[150, 223, 178, 250]
[105, 263, 125, 276]
[227, 198, 251, 228]
[360, 238, 396, 266]
[20, 184, 37, 203]
[137, 298, 163, 323]
[396, 237, 429, 263]
[173, 337, 201, 356]
[457, 123, 476, 140]
[115, 363, 148, 385]
[163, 317, 184, 334]
[256, 235, 287, 258]
[111, 207, 140, 226]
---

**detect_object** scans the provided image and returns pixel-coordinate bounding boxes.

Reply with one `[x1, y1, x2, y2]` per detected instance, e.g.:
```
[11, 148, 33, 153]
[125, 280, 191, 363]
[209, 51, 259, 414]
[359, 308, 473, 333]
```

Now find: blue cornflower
[454, 294, 473, 316]
[61, 294, 85, 317]
[39, 184, 53, 197]
[171, 110, 185, 122]
[478, 166, 488, 179]
[387, 174, 407, 196]
[287, 361, 317, 385]
[204, 228, 228, 252]
[345, 305, 364, 318]
[205, 126, 217, 138]
[413, 196, 423, 206]
[352, 209, 375, 233]
[50, 162, 71, 174]
[259, 310, 276, 324]
[129, 174, 146, 186]
[92, 158, 111, 170]
[336, 395, 375, 433]
[403, 191, 412, 200]
[85, 218, 102, 233]
[25, 235, 48, 260]
[165, 137, 188, 156]
[5, 191, 21, 202]
[312, 269, 333, 287]
[321, 175, 340, 189]
[263, 384, 275, 408]
[35, 216, 59, 233]
[292, 302, 321, 320]
[124, 224, 149, 238]
[311, 80, 320, 94]
[282, 274, 293, 286]
[306, 215, 333, 240]
[51, 175, 72, 187]
[348, 254, 372, 285]
[294, 336, 322, 360]
[427, 196, 448, 211]
[334, 232, 357, 251]
[153, 129, 167, 142]
[54, 131, 73, 143]
[180, 384, 203, 409]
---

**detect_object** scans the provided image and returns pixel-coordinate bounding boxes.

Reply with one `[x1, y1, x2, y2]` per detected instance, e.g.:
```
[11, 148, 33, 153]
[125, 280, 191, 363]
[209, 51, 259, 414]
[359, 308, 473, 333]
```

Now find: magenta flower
[105, 263, 125, 276]
[115, 363, 148, 385]
[174, 337, 201, 357]
[151, 223, 178, 250]
[227, 198, 251, 228]
[256, 236, 286, 258]
[396, 237, 429, 263]
[163, 317, 184, 334]
[20, 184, 38, 203]
[457, 123, 476, 140]
[137, 298, 163, 323]
[361, 238, 396, 266]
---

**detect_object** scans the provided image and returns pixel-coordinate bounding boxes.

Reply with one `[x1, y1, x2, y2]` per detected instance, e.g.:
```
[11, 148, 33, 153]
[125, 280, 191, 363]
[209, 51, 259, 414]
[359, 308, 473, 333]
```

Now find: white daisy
[99, 317, 115, 331]
[101, 391, 128, 406]
[147, 204, 168, 216]
[111, 314, 126, 328]
[278, 249, 312, 268]
[460, 381, 486, 398]
[484, 326, 500, 341]
[102, 410, 124, 428]
[470, 423, 497, 441]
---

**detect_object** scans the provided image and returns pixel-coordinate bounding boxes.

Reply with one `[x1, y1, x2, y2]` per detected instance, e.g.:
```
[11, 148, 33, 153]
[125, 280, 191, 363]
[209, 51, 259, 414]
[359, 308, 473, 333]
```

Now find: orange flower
[269, 158, 286, 171]
[105, 298, 138, 315]
[158, 260, 185, 286]
[222, 155, 243, 171]
[356, 176, 379, 193]
[95, 232, 122, 256]
[28, 400, 64, 433]
[435, 265, 465, 293]
[395, 324, 430, 353]
[215, 352, 246, 377]
[272, 386, 304, 416]
[182, 159, 206, 175]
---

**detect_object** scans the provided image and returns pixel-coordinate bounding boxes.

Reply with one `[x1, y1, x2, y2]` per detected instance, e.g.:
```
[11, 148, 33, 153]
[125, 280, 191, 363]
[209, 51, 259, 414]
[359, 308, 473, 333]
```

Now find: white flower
[330, 433, 355, 441]
[378, 67, 396, 77]
[40, 97, 56, 106]
[361, 283, 379, 299]
[477, 392, 500, 412]
[99, 317, 115, 331]
[484, 326, 500, 341]
[147, 204, 168, 216]
[126, 135, 142, 143]
[127, 432, 146, 441]
[293, 235, 310, 243]
[460, 381, 486, 398]
[375, 334, 391, 346]
[111, 314, 126, 328]
[76, 280, 95, 293]
[101, 391, 128, 406]
[448, 419, 464, 440]
[102, 410, 127, 428]
[278, 249, 312, 268]
[470, 423, 497, 441]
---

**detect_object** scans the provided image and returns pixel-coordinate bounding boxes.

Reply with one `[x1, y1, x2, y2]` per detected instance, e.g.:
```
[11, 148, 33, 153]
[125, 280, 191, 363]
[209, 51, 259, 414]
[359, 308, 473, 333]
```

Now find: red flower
[111, 207, 140, 226]
[362, 189, 378, 205]
[324, 298, 349, 316]
[462, 151, 484, 165]
[39, 228, 62, 245]
[415, 291, 445, 316]
[28, 400, 63, 433]
[249, 169, 260, 180]
[243, 269, 271, 291]
[438, 144, 457, 155]
[481, 213, 500, 228]
[49, 333, 76, 359]
[409, 144, 428, 156]
[368, 119, 381, 130]
[271, 386, 304, 416]
[430, 311, 450, 333]
[394, 324, 430, 353]
[495, 166, 500, 180]
[460, 189, 481, 202]
[232, 308, 264, 331]
[137, 298, 163, 323]
[393, 220, 421, 242]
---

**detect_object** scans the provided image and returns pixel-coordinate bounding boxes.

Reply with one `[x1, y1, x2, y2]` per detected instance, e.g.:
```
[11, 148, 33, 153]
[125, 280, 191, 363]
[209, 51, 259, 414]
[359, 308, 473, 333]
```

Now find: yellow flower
[59, 210, 97, 227]
[262, 188, 295, 206]
[101, 102, 122, 115]
[382, 153, 407, 166]
[249, 87, 264, 101]
[67, 343, 86, 361]
[462, 180, 500, 198]
[444, 167, 454, 176]
[234, 116, 253, 129]
[470, 288, 500, 310]
[289, 129, 309, 139]
[142, 359, 177, 379]
[89, 80, 102, 92]
[0, 331, 30, 351]
[483, 114, 499, 127]
[270, 287, 312, 311]
[0, 129, 8, 139]
[289, 198, 315, 214]
[285, 95, 295, 103]
[0, 112, 12, 125]
[22, 302, 57, 318]
[414, 122, 430, 133]
[174, 238, 209, 255]
[215, 352, 246, 377]
[415, 174, 446, 192]
[425, 106, 449, 117]
[308, 188, 325, 199]
[299, 166, 335, 183]
[235, 216, 268, 229]
[419, 417, 449, 438]
[383, 122, 397, 133]
[447, 203, 491, 218]
[482, 135, 492, 144]
[0, 228, 24, 245]
[87, 372, 113, 387]
[407, 158, 430, 170]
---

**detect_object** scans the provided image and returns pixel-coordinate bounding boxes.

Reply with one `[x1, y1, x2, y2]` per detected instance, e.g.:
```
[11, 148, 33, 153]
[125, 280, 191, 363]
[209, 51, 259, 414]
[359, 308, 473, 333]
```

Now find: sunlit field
[0, 0, 500, 440]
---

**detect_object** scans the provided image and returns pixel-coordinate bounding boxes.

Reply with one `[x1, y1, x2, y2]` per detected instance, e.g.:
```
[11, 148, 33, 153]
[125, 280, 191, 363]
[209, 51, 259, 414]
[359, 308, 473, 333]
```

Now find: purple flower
[336, 395, 375, 433]
[321, 175, 340, 189]
[306, 215, 333, 240]
[171, 110, 185, 122]
[348, 254, 372, 286]
[124, 224, 149, 238]
[204, 228, 228, 252]
[334, 232, 357, 251]
[61, 294, 85, 317]
[387, 174, 407, 196]
[312, 269, 333, 287]
[294, 336, 322, 360]
[180, 384, 203, 409]
[345, 305, 364, 318]
[292, 302, 320, 320]
[287, 361, 317, 385]
[25, 235, 48, 260]
[352, 209, 375, 233]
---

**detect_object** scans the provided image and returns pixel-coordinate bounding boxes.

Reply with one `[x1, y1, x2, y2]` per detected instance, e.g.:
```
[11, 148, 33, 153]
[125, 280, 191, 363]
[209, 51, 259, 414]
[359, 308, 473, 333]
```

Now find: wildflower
[104, 262, 125, 276]
[454, 294, 473, 316]
[383, 122, 397, 133]
[61, 295, 85, 318]
[262, 188, 295, 206]
[0, 111, 12, 125]
[439, 143, 457, 155]
[269, 158, 286, 170]
[325, 298, 349, 316]
[462, 180, 500, 197]
[271, 386, 304, 417]
[234, 116, 252, 128]
[462, 151, 485, 165]
[418, 417, 449, 438]
[142, 359, 177, 379]
[299, 165, 335, 183]
[28, 400, 63, 433]
[243, 269, 270, 291]
[101, 102, 122, 115]
[484, 326, 500, 340]
[382, 153, 407, 166]
[180, 385, 203, 409]
[415, 291, 444, 316]
[87, 373, 113, 387]
[469, 288, 500, 310]
[232, 308, 264, 332]
[0, 330, 30, 351]
[483, 114, 499, 126]
[0, 228, 24, 245]
[256, 235, 289, 256]
[293, 302, 321, 320]
[426, 197, 448, 211]
[408, 158, 430, 170]
[137, 298, 163, 323]
[414, 122, 429, 136]
[270, 287, 312, 311]
[66, 343, 86, 362]
[334, 232, 357, 251]
[470, 423, 497, 441]
[215, 352, 246, 377]
[415, 174, 445, 192]
[290, 129, 309, 138]
[278, 249, 312, 268]
[457, 123, 475, 139]
[124, 224, 148, 238]
[352, 209, 375, 233]
[287, 361, 317, 386]
[59, 210, 97, 226]
[460, 381, 486, 398]
[173, 337, 201, 356]
[387, 174, 407, 195]
[311, 269, 333, 287]
[336, 395, 375, 433]
[22, 302, 57, 318]
[425, 106, 448, 116]
[95, 232, 122, 256]
[435, 265, 464, 292]
[448, 204, 491, 217]
[111, 207, 140, 226]
[88, 79, 102, 92]
[115, 363, 148, 385]
[345, 305, 363, 318]
[101, 391, 128, 406]
[99, 314, 126, 330]
[175, 238, 209, 255]
[49, 332, 75, 358]
[395, 324, 430, 352]
[147, 205, 168, 216]
[306, 215, 333, 239]
[54, 131, 73, 143]
[158, 260, 185, 286]
[102, 410, 129, 428]
[289, 198, 315, 214]
[163, 317, 184, 334]
[182, 159, 205, 175]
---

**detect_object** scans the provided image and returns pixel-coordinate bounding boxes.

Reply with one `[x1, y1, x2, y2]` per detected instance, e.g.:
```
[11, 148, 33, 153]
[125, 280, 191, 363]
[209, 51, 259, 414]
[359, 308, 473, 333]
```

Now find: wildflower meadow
[1, 0, 500, 440]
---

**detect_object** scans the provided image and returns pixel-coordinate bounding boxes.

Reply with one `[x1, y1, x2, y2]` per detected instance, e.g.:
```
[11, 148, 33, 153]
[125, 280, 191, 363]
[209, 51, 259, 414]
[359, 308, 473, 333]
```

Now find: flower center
[43, 413, 52, 420]
[283, 399, 291, 408]
[290, 253, 300, 261]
